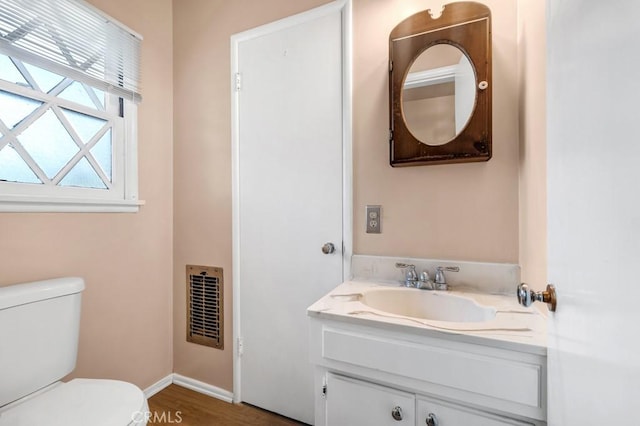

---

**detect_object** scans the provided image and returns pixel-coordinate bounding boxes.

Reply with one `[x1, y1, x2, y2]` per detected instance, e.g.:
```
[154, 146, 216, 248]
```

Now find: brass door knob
[517, 283, 557, 312]
[321, 243, 335, 254]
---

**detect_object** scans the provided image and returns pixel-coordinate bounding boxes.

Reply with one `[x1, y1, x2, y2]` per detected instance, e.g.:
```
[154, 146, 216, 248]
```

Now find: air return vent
[186, 265, 223, 349]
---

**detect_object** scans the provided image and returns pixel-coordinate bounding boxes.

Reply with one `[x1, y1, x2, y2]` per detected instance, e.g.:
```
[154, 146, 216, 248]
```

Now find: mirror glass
[401, 44, 476, 146]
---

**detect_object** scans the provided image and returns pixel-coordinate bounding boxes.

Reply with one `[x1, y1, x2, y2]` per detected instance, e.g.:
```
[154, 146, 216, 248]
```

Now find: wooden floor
[147, 384, 306, 425]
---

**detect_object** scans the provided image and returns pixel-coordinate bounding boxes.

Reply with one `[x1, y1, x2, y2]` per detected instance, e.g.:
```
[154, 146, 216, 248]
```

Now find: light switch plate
[366, 205, 381, 234]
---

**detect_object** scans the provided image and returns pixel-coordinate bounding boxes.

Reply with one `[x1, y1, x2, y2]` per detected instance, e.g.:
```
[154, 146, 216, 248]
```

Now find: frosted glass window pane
[92, 87, 105, 109]
[90, 129, 112, 181]
[58, 81, 97, 109]
[19, 109, 79, 178]
[59, 156, 106, 189]
[0, 144, 41, 184]
[23, 63, 65, 94]
[0, 55, 28, 86]
[0, 90, 42, 129]
[61, 108, 106, 143]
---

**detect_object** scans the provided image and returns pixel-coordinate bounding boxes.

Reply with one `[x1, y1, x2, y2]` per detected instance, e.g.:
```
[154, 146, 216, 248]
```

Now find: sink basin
[360, 288, 496, 322]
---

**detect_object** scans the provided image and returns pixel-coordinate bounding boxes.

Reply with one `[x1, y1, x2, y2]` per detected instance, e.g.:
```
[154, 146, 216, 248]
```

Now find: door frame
[230, 0, 352, 403]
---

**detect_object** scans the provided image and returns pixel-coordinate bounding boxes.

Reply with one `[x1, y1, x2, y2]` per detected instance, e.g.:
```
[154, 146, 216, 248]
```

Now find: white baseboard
[143, 374, 173, 398]
[172, 374, 234, 403]
[143, 373, 234, 403]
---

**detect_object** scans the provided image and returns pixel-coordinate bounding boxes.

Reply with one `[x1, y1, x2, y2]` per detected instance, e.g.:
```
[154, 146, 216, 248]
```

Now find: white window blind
[0, 0, 142, 102]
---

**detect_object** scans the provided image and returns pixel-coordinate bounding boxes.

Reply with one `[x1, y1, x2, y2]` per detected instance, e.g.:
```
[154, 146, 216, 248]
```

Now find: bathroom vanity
[308, 280, 547, 425]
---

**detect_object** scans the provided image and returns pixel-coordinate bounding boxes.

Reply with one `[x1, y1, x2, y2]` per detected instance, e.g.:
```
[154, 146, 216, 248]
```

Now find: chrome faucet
[395, 263, 434, 289]
[416, 271, 434, 290]
[433, 266, 460, 291]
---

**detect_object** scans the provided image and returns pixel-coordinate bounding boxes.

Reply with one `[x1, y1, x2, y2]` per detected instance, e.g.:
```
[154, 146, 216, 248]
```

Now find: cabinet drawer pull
[391, 406, 403, 421]
[426, 413, 438, 426]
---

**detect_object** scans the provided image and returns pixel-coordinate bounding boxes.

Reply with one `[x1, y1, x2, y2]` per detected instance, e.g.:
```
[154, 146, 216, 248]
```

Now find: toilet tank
[0, 277, 85, 407]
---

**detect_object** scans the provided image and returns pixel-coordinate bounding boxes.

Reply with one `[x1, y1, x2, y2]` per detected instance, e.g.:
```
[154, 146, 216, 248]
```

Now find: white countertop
[307, 280, 547, 355]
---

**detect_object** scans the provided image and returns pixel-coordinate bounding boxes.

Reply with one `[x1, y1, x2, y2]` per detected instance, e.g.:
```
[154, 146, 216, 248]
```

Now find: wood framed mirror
[389, 2, 492, 166]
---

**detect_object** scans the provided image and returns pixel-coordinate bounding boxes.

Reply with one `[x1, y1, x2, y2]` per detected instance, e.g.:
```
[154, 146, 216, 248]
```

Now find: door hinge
[237, 337, 244, 357]
[389, 60, 393, 72]
[321, 384, 327, 399]
[234, 73, 242, 91]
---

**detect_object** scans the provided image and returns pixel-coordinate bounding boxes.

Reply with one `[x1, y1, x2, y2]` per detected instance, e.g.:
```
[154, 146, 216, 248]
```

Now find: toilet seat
[0, 378, 148, 426]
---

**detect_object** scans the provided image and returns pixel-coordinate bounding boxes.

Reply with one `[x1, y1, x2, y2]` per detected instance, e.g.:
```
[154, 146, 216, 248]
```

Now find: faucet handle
[395, 262, 416, 275]
[395, 262, 417, 286]
[434, 266, 458, 291]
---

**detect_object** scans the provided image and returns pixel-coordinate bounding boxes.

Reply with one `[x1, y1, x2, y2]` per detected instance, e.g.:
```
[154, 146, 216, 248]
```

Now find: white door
[231, 2, 349, 424]
[547, 1, 640, 424]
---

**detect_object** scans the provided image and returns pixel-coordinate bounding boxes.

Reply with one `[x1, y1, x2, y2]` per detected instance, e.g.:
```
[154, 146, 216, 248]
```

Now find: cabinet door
[417, 397, 535, 426]
[326, 374, 415, 426]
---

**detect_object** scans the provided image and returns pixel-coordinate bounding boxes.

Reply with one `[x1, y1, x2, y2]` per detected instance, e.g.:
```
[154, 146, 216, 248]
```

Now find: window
[0, 0, 142, 212]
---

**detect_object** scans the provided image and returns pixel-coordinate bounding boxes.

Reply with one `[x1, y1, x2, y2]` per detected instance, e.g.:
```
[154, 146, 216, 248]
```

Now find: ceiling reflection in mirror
[402, 44, 476, 146]
[389, 2, 491, 166]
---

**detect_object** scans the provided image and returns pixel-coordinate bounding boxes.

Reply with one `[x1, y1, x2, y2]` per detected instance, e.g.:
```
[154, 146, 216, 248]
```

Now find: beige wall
[517, 0, 547, 290]
[354, 0, 520, 262]
[173, 0, 544, 394]
[0, 0, 545, 397]
[172, 0, 332, 393]
[0, 0, 174, 389]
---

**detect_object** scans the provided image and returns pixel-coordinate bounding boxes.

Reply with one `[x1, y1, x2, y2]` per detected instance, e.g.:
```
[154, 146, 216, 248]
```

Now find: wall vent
[186, 265, 223, 349]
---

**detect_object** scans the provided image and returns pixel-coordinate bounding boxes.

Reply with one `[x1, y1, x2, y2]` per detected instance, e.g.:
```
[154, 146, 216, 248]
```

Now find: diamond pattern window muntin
[18, 108, 80, 179]
[0, 54, 28, 86]
[0, 90, 43, 129]
[0, 55, 115, 191]
[22, 62, 65, 94]
[0, 143, 41, 184]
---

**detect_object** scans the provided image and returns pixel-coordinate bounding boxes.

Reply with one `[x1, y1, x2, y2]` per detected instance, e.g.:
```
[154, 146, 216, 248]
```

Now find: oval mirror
[401, 44, 476, 146]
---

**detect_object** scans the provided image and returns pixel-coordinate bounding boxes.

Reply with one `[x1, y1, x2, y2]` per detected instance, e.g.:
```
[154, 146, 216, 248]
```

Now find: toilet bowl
[0, 379, 149, 426]
[0, 278, 149, 425]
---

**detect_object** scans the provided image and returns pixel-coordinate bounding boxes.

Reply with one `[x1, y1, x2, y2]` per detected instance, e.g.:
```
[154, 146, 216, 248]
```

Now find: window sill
[0, 195, 145, 213]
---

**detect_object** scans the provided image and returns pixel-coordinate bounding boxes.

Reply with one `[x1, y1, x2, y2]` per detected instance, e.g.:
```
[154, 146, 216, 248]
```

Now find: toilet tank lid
[0, 277, 85, 310]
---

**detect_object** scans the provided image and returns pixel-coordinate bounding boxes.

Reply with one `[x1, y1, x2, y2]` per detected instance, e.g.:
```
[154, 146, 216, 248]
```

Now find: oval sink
[360, 288, 496, 323]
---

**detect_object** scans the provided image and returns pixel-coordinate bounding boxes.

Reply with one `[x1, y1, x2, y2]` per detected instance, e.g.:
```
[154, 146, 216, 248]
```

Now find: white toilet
[0, 277, 149, 425]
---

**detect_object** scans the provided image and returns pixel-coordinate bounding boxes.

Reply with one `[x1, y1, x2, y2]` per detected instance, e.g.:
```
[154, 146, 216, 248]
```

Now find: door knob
[321, 242, 336, 254]
[517, 283, 557, 312]
[391, 406, 403, 421]
[426, 413, 439, 426]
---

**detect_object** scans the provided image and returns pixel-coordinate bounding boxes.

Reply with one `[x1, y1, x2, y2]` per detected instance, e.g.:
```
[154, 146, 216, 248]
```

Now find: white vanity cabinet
[309, 317, 546, 426]
[323, 373, 535, 426]
[326, 374, 415, 425]
[416, 396, 534, 426]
